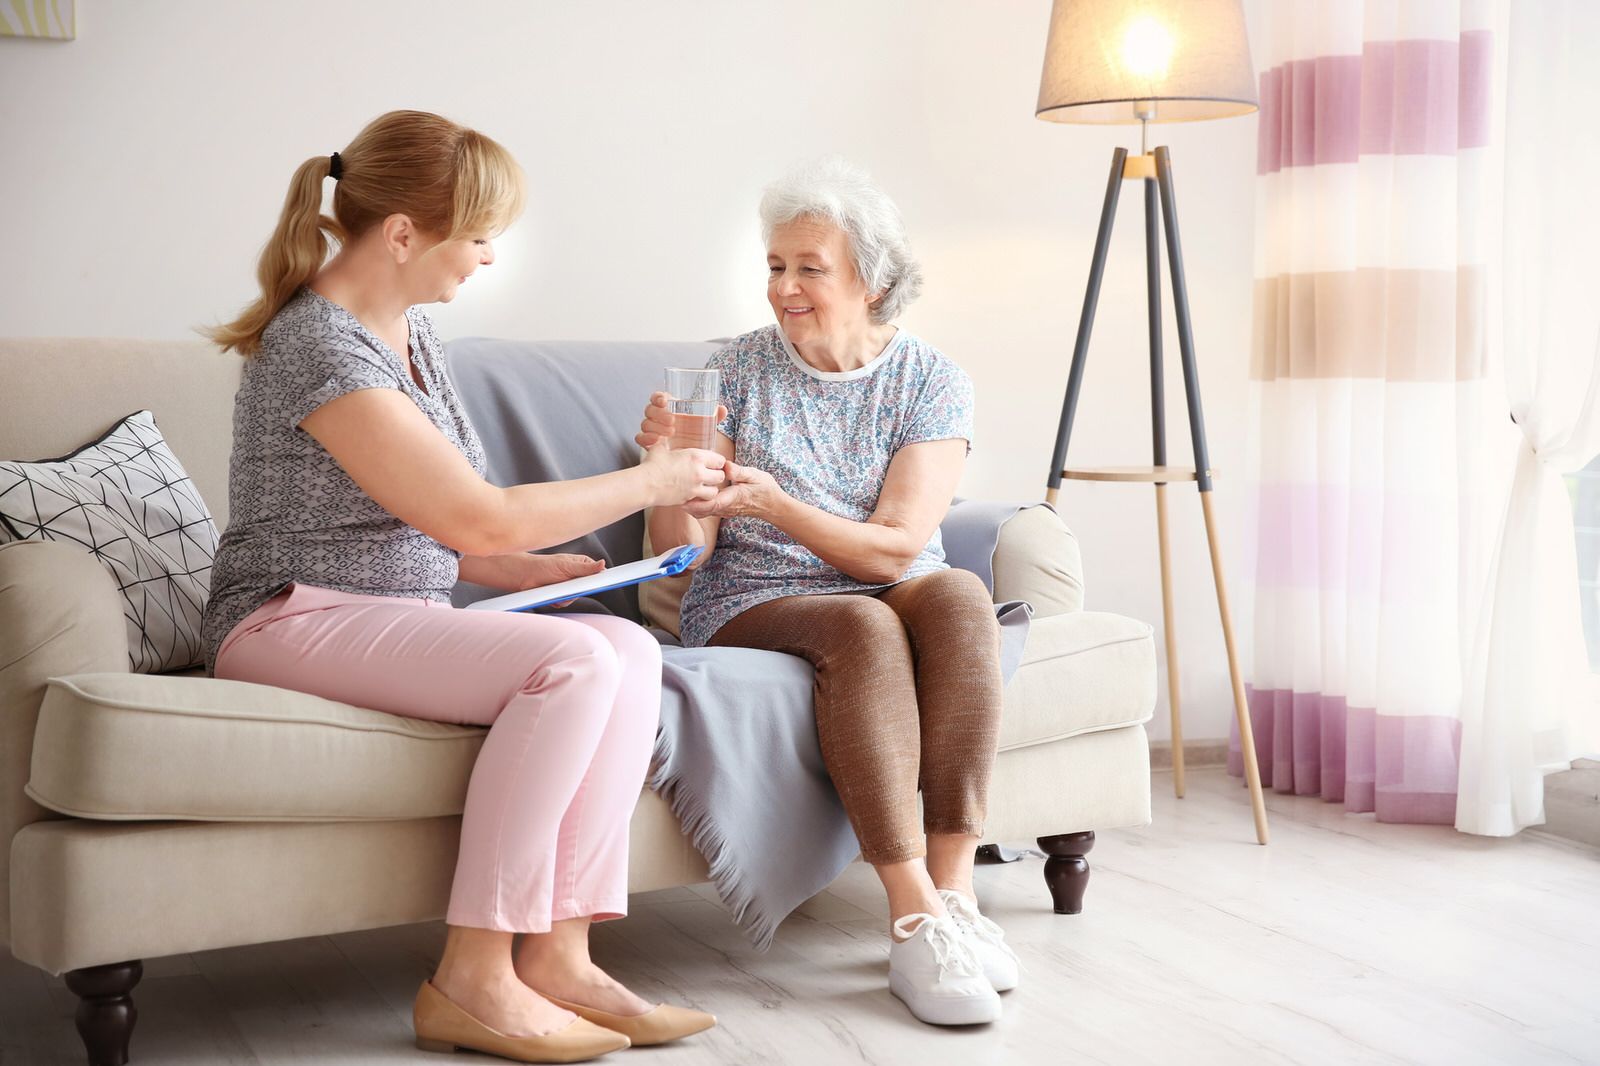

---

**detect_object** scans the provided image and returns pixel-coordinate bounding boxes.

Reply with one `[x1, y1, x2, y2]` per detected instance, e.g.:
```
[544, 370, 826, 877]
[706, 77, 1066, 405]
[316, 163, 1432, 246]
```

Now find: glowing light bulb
[1122, 15, 1174, 81]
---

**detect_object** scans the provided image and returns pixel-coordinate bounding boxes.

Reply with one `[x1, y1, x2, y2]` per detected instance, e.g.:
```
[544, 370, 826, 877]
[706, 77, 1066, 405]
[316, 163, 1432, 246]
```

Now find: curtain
[1454, 0, 1600, 835]
[1235, 0, 1505, 823]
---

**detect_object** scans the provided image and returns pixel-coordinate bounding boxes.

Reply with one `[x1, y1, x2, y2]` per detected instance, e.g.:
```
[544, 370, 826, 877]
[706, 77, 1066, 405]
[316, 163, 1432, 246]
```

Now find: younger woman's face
[420, 235, 495, 303]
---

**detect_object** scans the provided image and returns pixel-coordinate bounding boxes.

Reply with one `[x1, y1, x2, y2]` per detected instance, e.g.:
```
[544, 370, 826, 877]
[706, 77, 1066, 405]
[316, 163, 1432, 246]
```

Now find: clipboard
[465, 544, 703, 614]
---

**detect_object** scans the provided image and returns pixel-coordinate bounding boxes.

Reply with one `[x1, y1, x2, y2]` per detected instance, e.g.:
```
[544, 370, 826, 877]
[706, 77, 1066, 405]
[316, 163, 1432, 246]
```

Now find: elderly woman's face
[766, 218, 874, 346]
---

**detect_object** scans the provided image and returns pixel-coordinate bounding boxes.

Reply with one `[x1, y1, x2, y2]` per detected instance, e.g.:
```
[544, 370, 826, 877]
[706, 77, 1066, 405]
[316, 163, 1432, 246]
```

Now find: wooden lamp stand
[1044, 142, 1269, 845]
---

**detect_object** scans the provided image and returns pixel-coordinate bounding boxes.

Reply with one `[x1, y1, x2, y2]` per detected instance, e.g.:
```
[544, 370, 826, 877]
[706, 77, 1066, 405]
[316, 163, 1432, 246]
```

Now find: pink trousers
[214, 582, 662, 933]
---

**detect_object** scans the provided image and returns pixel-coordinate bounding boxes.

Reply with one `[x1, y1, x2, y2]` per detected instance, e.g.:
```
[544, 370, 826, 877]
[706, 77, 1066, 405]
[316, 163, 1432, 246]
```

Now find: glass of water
[664, 367, 720, 450]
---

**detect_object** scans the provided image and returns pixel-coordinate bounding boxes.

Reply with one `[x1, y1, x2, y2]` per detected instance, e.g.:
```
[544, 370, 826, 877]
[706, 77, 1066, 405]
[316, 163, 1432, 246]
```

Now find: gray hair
[758, 157, 923, 325]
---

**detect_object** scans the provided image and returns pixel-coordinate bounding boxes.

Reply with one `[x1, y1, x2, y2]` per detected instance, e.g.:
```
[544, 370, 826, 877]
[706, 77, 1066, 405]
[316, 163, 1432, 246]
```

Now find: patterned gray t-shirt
[678, 324, 975, 648]
[201, 289, 486, 673]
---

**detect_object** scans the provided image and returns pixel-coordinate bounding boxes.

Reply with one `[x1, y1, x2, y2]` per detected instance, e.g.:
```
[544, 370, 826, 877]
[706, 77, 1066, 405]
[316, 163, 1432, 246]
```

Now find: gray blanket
[653, 591, 1030, 949]
[445, 339, 1036, 947]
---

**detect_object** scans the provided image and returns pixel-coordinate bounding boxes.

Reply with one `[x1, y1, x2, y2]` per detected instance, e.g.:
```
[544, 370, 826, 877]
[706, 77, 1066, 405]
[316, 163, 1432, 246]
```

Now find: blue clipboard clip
[660, 544, 704, 575]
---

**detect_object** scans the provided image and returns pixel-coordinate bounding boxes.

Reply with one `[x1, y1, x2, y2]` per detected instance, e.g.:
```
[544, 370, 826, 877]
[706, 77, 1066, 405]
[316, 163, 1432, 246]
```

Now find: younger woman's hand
[460, 551, 605, 603]
[639, 440, 727, 507]
[636, 391, 728, 449]
[520, 552, 606, 609]
[683, 461, 782, 520]
[519, 552, 606, 591]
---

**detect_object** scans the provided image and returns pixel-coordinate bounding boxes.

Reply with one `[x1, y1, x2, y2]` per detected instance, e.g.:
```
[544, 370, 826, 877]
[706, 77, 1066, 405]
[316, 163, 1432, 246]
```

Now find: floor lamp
[1035, 0, 1269, 844]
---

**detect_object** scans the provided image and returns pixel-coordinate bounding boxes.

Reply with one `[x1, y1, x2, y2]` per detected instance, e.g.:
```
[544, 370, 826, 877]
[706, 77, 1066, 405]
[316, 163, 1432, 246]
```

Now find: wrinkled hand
[520, 552, 605, 608]
[636, 391, 728, 450]
[683, 461, 782, 520]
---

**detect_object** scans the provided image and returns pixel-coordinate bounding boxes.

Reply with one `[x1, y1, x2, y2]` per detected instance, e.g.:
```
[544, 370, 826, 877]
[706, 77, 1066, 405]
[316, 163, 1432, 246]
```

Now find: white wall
[0, 0, 1263, 742]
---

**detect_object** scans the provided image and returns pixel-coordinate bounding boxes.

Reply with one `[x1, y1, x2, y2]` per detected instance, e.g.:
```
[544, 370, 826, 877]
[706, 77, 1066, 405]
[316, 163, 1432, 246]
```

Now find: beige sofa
[0, 337, 1155, 1066]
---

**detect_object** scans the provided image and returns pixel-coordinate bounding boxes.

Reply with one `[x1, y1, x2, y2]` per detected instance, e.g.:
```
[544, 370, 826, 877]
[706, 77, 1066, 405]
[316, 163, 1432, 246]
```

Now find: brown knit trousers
[709, 567, 1004, 864]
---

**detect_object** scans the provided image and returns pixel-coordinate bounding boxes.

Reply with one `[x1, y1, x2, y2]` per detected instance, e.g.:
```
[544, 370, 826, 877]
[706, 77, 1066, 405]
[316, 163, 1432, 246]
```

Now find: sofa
[0, 336, 1156, 1066]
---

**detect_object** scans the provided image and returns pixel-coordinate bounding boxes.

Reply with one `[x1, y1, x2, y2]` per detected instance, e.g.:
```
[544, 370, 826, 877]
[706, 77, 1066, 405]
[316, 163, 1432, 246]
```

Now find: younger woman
[204, 110, 718, 1063]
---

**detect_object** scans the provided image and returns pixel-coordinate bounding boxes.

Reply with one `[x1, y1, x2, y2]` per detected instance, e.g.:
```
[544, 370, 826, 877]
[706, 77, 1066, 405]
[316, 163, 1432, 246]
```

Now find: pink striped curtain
[1232, 1, 1504, 823]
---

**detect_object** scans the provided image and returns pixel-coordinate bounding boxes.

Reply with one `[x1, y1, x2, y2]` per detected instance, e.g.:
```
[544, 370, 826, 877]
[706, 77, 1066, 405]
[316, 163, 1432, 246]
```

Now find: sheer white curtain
[1239, 0, 1501, 823]
[1455, 0, 1600, 835]
[1240, 0, 1599, 832]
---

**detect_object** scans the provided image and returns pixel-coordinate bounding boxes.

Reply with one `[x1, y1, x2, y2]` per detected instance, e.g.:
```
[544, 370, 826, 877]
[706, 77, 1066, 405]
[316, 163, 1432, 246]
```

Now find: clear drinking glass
[664, 367, 719, 450]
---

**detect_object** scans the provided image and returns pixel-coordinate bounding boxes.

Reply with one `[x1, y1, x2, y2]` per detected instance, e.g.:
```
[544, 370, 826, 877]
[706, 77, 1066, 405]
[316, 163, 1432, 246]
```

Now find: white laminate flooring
[3, 768, 1597, 1065]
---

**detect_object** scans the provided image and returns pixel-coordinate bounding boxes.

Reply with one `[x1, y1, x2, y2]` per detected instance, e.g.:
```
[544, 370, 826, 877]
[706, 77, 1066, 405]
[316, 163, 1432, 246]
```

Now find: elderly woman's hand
[684, 461, 783, 520]
[636, 392, 728, 450]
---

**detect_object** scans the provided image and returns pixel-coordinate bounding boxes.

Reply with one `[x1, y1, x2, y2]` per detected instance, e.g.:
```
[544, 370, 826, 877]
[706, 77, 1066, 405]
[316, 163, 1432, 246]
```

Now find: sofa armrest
[991, 505, 1084, 618]
[0, 539, 129, 946]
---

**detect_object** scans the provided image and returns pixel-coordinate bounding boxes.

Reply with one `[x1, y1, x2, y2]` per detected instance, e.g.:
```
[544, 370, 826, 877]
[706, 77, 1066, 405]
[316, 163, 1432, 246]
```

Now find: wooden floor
[4, 768, 1598, 1066]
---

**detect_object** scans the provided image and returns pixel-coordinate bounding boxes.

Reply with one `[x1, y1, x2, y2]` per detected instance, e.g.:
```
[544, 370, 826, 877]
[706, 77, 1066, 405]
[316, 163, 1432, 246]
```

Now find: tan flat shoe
[413, 981, 630, 1063]
[538, 992, 716, 1047]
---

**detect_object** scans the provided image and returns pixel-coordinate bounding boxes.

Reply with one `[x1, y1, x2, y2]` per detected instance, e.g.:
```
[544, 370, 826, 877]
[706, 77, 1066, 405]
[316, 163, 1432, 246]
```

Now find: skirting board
[1147, 739, 1229, 771]
[1146, 748, 1600, 849]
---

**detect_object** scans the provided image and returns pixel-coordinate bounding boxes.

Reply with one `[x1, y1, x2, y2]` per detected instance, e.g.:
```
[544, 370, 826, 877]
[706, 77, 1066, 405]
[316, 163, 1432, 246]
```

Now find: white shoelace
[940, 893, 1020, 963]
[893, 913, 983, 978]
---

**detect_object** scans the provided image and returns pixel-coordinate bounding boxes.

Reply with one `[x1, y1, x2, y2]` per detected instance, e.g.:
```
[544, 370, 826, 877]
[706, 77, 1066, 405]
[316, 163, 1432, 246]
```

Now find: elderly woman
[640, 159, 1015, 1027]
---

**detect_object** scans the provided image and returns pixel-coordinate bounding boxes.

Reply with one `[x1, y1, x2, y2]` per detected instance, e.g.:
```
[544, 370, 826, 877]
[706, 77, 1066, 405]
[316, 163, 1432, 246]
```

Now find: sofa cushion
[998, 610, 1155, 751]
[0, 339, 240, 530]
[26, 673, 485, 822]
[27, 610, 1151, 823]
[991, 503, 1084, 618]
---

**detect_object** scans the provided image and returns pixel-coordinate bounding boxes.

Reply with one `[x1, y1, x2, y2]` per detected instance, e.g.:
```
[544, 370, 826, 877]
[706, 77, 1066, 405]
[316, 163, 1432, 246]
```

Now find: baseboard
[1147, 739, 1229, 771]
[1143, 747, 1598, 844]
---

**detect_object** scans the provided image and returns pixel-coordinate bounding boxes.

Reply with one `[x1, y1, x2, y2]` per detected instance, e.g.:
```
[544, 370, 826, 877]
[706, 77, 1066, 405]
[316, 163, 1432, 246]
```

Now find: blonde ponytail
[205, 155, 341, 356]
[206, 110, 525, 357]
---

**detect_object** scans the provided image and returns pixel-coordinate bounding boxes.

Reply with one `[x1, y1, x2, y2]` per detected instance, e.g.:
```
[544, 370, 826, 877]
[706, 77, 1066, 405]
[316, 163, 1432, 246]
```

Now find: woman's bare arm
[457, 551, 604, 592]
[301, 388, 725, 557]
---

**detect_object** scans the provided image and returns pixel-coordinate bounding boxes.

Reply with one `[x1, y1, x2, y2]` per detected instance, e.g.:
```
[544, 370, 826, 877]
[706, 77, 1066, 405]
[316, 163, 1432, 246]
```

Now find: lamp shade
[1036, 0, 1257, 124]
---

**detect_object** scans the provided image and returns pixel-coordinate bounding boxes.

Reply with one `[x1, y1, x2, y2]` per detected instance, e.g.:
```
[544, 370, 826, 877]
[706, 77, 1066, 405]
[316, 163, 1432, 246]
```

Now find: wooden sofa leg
[64, 961, 143, 1066]
[1037, 831, 1095, 914]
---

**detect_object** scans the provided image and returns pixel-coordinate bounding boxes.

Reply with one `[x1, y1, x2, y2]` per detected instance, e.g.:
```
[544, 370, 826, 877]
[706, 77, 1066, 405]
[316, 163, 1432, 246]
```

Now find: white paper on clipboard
[464, 545, 702, 613]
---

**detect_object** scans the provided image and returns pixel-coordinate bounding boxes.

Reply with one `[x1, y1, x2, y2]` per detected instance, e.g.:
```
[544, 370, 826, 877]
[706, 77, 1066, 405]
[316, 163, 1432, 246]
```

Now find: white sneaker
[938, 889, 1020, 993]
[887, 913, 1002, 1026]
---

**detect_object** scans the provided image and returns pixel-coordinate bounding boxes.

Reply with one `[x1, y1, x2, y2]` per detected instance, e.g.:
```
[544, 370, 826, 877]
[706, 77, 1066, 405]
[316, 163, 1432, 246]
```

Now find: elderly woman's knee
[828, 595, 908, 644]
[892, 569, 998, 647]
[915, 568, 994, 612]
[939, 566, 992, 598]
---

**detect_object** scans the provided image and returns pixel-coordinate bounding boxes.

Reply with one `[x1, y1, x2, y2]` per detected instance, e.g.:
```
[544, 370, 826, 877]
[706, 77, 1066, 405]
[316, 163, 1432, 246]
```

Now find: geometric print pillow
[0, 411, 219, 673]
